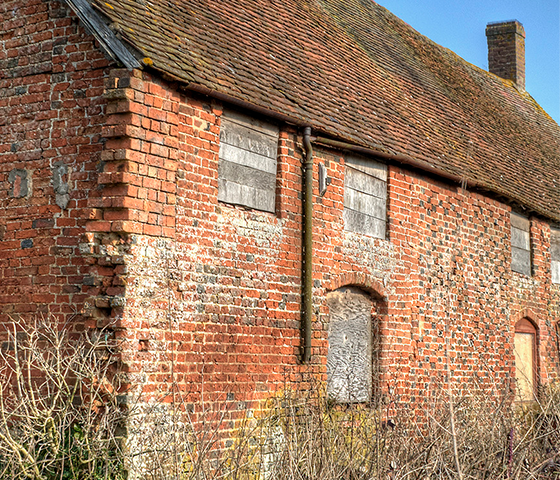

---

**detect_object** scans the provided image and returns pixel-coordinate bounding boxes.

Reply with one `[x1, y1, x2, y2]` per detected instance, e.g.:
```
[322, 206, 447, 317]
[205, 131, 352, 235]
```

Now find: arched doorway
[513, 318, 538, 402]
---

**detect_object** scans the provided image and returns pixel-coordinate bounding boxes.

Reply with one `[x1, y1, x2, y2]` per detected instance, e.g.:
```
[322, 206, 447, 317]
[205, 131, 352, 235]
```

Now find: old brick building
[1, 0, 560, 436]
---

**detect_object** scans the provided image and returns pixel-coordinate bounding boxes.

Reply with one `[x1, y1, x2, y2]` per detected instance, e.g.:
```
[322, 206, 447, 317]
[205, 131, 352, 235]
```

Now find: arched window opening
[514, 318, 537, 402]
[326, 286, 379, 403]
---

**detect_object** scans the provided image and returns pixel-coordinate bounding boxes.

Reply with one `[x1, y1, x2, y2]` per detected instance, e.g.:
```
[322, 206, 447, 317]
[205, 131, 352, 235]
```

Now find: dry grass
[0, 318, 559, 479]
[226, 385, 560, 480]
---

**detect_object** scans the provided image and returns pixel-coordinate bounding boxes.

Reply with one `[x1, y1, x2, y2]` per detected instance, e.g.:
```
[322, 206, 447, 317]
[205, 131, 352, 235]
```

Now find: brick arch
[327, 272, 387, 300]
[514, 308, 538, 329]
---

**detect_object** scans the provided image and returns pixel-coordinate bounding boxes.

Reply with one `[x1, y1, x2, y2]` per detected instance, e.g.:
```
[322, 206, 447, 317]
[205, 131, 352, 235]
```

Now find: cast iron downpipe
[301, 127, 313, 364]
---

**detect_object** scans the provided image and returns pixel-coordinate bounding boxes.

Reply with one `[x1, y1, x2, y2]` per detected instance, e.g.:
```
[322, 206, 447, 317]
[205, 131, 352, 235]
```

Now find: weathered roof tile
[90, 0, 560, 220]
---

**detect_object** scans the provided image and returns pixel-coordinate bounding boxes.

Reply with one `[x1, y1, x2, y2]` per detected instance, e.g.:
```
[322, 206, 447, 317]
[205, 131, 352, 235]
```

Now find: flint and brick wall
[91, 69, 560, 416]
[1, 1, 559, 427]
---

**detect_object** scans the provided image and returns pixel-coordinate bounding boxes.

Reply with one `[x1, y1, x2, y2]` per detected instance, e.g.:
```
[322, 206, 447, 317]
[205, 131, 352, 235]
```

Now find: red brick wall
[95, 69, 560, 419]
[99, 71, 313, 415]
[1, 3, 559, 426]
[0, 0, 110, 327]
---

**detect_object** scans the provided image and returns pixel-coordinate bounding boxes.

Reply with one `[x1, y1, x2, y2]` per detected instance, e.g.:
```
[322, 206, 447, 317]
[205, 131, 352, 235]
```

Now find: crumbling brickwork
[80, 69, 560, 417]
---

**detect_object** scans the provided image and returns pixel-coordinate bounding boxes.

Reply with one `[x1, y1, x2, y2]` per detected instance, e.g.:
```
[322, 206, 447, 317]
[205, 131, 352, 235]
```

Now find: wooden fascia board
[63, 0, 142, 70]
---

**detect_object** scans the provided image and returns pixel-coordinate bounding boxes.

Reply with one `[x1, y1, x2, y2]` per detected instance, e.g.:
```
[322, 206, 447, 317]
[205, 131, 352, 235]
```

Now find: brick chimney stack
[486, 20, 525, 90]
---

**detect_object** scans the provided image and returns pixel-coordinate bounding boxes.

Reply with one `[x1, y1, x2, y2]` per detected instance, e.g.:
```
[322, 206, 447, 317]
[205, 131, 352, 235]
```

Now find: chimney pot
[486, 20, 525, 90]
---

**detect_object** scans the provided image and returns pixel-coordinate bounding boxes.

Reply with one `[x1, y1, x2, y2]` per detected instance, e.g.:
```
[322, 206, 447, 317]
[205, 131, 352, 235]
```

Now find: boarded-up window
[218, 110, 279, 213]
[514, 319, 537, 402]
[344, 156, 387, 238]
[552, 228, 560, 284]
[511, 212, 531, 276]
[326, 287, 373, 403]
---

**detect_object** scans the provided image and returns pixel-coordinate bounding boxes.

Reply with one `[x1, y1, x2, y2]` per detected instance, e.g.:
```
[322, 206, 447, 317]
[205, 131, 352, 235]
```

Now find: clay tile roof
[89, 0, 560, 221]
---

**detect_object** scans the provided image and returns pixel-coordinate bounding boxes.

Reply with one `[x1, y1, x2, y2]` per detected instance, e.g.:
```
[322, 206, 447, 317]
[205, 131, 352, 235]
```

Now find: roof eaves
[184, 77, 480, 189]
[63, 0, 142, 70]
[185, 75, 559, 222]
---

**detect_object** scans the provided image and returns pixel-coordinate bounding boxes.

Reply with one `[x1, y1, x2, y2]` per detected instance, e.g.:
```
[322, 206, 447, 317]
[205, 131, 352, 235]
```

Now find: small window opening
[511, 212, 531, 276]
[551, 227, 560, 284]
[344, 155, 387, 239]
[218, 109, 279, 213]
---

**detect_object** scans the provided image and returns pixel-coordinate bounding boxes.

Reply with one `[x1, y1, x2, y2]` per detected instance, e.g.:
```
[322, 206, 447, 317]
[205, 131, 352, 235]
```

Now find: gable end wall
[0, 0, 111, 329]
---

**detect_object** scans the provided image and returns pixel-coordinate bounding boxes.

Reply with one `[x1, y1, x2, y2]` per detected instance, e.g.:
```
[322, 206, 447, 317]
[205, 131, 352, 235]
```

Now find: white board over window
[511, 212, 531, 276]
[344, 155, 387, 239]
[552, 227, 560, 284]
[218, 110, 279, 213]
[327, 287, 373, 403]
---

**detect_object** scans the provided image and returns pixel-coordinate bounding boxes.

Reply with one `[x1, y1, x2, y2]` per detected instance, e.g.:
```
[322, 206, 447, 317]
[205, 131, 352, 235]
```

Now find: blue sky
[378, 0, 560, 124]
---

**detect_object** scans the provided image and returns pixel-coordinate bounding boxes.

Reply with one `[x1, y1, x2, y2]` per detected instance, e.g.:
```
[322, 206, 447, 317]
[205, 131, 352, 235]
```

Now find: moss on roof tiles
[90, 0, 560, 221]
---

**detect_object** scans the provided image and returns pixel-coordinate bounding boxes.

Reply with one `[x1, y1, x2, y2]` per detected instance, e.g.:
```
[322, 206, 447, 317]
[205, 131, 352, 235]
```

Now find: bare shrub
[0, 318, 559, 480]
[0, 316, 126, 480]
[247, 382, 560, 480]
